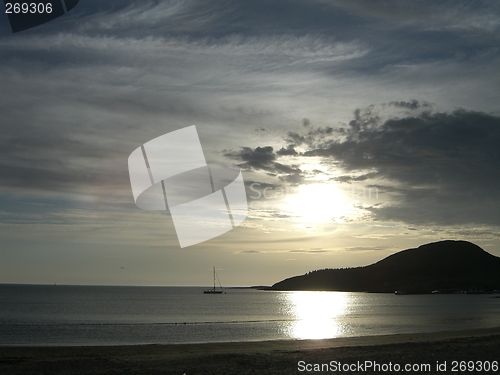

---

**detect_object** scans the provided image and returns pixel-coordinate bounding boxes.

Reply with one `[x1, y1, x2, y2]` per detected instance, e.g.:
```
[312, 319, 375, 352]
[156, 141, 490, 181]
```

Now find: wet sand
[1, 326, 499, 374]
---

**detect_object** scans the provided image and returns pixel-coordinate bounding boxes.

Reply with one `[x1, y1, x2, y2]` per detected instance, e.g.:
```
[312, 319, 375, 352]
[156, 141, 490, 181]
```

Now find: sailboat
[203, 266, 224, 294]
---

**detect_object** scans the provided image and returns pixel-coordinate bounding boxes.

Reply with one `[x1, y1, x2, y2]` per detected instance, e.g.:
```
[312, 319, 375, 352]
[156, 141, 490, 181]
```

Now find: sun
[284, 183, 352, 223]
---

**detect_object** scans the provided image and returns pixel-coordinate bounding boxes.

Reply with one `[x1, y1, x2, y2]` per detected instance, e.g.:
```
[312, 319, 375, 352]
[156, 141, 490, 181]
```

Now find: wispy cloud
[1, 0, 499, 284]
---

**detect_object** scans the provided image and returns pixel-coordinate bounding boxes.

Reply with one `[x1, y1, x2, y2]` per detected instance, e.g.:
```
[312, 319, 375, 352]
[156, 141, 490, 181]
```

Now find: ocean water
[1, 284, 499, 346]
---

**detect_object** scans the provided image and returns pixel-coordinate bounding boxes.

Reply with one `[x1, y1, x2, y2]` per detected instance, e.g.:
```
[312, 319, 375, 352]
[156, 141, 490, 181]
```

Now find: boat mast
[213, 266, 216, 290]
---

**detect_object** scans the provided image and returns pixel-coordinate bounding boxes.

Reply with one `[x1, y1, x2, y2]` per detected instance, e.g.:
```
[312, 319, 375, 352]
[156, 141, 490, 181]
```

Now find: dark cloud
[225, 146, 276, 168]
[276, 145, 298, 156]
[285, 132, 306, 146]
[332, 172, 378, 183]
[285, 126, 339, 149]
[225, 146, 303, 184]
[302, 108, 500, 226]
[388, 100, 431, 110]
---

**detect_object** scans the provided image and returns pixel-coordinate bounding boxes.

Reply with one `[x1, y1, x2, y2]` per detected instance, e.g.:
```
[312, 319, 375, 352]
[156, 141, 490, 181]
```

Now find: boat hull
[203, 290, 223, 294]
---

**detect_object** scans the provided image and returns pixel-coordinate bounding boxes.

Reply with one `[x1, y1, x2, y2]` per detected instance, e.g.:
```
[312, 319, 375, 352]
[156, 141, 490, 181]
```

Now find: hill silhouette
[271, 240, 500, 293]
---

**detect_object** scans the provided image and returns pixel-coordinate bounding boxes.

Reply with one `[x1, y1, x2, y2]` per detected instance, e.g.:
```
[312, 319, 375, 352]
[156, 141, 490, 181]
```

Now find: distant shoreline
[270, 241, 500, 294]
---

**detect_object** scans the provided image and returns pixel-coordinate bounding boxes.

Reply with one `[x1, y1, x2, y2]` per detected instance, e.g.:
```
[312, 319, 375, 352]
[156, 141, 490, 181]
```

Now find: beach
[1, 327, 499, 374]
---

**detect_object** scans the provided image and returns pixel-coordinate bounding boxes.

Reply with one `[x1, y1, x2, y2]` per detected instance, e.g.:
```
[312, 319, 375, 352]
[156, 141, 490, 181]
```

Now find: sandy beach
[1, 327, 499, 374]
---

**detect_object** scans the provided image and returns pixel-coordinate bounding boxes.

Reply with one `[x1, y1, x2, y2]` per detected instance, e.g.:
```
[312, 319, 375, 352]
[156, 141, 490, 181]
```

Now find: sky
[1, 0, 499, 286]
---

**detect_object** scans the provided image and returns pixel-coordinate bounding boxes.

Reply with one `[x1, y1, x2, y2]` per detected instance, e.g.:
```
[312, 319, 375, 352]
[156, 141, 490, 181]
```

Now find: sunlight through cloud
[284, 183, 354, 224]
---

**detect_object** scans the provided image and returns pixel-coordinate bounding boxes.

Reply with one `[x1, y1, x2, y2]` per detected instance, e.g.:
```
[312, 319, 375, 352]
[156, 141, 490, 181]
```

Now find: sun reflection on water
[280, 291, 349, 340]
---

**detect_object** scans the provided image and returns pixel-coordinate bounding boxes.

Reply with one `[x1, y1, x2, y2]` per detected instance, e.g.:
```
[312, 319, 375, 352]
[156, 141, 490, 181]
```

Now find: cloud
[285, 126, 340, 151]
[0, 9, 372, 200]
[290, 248, 328, 253]
[228, 103, 500, 228]
[276, 145, 298, 156]
[388, 100, 431, 110]
[0, 0, 499, 286]
[0, 0, 499, 232]
[344, 246, 389, 252]
[299, 107, 500, 226]
[225, 146, 303, 184]
[225, 146, 276, 168]
[332, 172, 378, 183]
[327, 0, 500, 33]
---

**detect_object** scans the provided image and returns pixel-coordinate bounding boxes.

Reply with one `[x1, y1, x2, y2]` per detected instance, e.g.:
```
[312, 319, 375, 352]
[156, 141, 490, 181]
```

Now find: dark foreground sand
[1, 327, 499, 375]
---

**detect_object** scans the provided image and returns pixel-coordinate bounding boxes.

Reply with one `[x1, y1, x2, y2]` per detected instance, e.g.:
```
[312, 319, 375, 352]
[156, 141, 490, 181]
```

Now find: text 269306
[5, 2, 53, 14]
[451, 361, 498, 372]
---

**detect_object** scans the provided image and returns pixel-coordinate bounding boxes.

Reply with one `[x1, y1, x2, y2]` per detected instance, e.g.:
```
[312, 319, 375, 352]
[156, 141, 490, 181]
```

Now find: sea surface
[1, 284, 499, 346]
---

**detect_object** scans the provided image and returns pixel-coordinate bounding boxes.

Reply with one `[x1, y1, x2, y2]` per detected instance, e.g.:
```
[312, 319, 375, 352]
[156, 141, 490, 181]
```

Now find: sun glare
[285, 183, 353, 223]
[281, 291, 348, 340]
